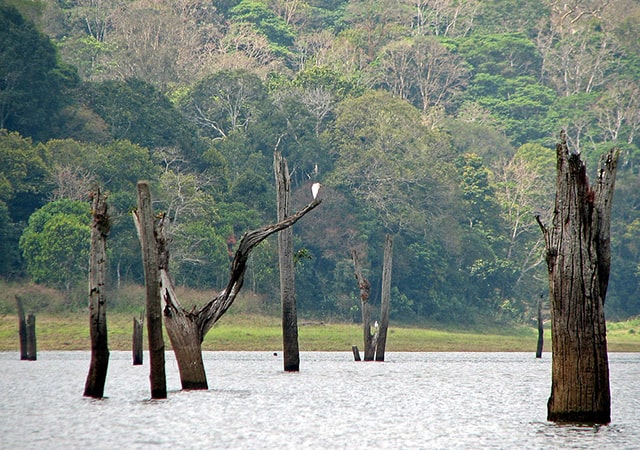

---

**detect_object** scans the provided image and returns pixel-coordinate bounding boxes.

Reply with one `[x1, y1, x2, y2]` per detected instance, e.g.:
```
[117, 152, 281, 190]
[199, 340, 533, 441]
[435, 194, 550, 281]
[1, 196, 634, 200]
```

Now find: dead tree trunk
[134, 182, 321, 390]
[375, 234, 393, 361]
[536, 132, 618, 424]
[84, 188, 110, 398]
[274, 151, 300, 372]
[25, 314, 36, 360]
[133, 314, 144, 366]
[536, 294, 544, 359]
[16, 296, 28, 360]
[351, 249, 375, 361]
[135, 181, 167, 399]
[16, 296, 37, 360]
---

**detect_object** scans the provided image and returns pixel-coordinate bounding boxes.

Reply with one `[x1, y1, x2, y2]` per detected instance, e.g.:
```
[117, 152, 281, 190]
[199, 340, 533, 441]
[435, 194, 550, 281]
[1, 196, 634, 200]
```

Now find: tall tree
[537, 132, 618, 423]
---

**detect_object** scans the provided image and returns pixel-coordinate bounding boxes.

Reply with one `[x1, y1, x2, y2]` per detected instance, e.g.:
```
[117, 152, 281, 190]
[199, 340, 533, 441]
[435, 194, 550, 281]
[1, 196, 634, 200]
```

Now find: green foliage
[293, 65, 362, 99]
[330, 90, 454, 233]
[474, 0, 550, 37]
[0, 4, 74, 141]
[83, 78, 203, 161]
[464, 75, 555, 146]
[18, 199, 91, 291]
[3, 0, 640, 323]
[229, 0, 296, 56]
[456, 33, 541, 78]
[0, 130, 51, 277]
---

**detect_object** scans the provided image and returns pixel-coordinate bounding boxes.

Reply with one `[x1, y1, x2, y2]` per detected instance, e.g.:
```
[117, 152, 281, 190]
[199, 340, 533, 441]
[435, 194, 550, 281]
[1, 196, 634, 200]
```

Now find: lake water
[0, 351, 639, 449]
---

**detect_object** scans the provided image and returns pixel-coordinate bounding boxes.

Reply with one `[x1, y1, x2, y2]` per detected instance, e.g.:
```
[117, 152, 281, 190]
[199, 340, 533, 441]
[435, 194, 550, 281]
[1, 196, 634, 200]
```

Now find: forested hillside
[1, 0, 639, 323]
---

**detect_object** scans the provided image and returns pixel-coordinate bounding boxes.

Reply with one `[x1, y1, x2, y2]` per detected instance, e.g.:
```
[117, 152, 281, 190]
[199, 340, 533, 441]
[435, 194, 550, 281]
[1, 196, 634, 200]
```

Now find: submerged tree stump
[274, 151, 300, 372]
[135, 181, 167, 399]
[16, 296, 28, 360]
[537, 132, 618, 424]
[133, 315, 144, 366]
[352, 345, 361, 361]
[351, 248, 375, 361]
[16, 296, 36, 361]
[375, 234, 393, 362]
[25, 314, 36, 361]
[84, 188, 110, 398]
[536, 294, 544, 359]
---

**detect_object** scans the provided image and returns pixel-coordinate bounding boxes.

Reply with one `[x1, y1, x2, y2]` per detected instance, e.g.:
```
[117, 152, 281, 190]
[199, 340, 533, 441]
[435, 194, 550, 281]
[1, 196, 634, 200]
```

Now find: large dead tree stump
[537, 132, 618, 424]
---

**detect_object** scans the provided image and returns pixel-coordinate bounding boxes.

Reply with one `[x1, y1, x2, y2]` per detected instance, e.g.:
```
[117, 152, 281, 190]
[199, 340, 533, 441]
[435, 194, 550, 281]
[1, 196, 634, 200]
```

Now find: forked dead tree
[84, 188, 111, 398]
[134, 181, 321, 390]
[536, 132, 618, 424]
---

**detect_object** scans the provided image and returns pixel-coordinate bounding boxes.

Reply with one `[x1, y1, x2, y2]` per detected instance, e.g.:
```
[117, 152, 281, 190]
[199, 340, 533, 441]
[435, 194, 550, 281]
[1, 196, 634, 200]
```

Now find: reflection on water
[0, 351, 638, 449]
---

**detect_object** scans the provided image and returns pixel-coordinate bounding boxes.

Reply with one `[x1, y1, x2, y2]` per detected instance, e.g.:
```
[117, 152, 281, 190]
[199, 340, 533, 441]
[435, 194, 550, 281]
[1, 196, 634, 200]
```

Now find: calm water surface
[0, 351, 638, 449]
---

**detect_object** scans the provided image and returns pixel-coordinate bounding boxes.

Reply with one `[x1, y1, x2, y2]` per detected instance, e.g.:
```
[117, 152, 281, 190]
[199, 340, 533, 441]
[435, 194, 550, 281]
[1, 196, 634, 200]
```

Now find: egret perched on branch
[311, 182, 322, 200]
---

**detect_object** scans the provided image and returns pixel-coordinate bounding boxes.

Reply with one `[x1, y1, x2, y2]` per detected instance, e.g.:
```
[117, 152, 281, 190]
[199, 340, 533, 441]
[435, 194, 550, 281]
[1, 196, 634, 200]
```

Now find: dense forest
[1, 0, 639, 323]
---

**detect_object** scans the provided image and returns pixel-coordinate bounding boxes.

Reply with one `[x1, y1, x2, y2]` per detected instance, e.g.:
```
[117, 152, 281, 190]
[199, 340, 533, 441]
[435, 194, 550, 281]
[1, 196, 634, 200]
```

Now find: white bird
[311, 182, 321, 199]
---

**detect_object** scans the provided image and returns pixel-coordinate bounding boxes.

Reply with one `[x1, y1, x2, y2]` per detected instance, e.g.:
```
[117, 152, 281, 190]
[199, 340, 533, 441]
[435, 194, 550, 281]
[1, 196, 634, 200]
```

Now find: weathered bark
[135, 181, 167, 399]
[133, 314, 143, 365]
[274, 151, 300, 372]
[135, 186, 321, 389]
[375, 234, 393, 361]
[25, 314, 36, 361]
[351, 249, 375, 361]
[84, 188, 111, 398]
[16, 296, 28, 360]
[537, 132, 618, 424]
[536, 295, 544, 359]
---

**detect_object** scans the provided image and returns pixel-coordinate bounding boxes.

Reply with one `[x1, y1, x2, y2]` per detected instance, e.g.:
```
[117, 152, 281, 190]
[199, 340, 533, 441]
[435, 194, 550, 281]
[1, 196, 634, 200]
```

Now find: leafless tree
[537, 132, 618, 423]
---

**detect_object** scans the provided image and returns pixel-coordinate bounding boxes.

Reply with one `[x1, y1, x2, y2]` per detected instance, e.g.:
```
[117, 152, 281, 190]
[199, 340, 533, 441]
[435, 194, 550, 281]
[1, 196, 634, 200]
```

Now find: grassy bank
[2, 312, 640, 352]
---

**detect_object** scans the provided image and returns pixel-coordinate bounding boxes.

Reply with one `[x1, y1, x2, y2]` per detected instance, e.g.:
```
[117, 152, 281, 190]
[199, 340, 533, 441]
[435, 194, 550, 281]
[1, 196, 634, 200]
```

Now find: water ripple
[0, 351, 638, 449]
